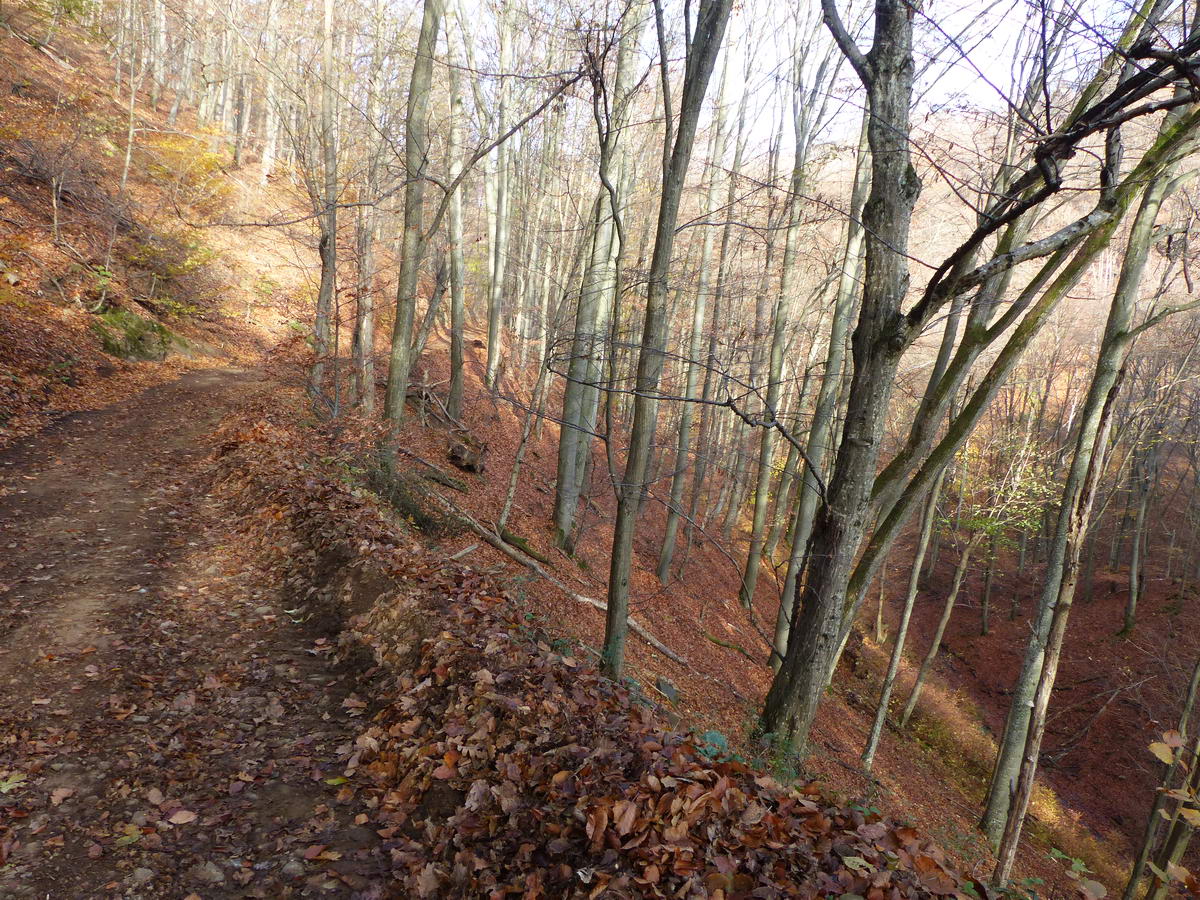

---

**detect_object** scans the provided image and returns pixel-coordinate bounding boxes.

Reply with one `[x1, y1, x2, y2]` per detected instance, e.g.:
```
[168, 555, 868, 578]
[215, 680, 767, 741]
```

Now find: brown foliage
[215, 415, 981, 899]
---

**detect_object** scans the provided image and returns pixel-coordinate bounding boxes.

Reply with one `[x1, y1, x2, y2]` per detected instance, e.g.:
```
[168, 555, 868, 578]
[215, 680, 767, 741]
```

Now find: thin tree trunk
[307, 0, 337, 411]
[411, 255, 448, 361]
[657, 66, 730, 579]
[1123, 655, 1200, 900]
[499, 362, 553, 530]
[351, 0, 385, 414]
[1124, 447, 1156, 633]
[899, 533, 980, 728]
[738, 68, 813, 608]
[445, 20, 466, 420]
[981, 533, 996, 634]
[992, 98, 1193, 870]
[259, 18, 277, 183]
[484, 0, 511, 388]
[602, 0, 733, 678]
[769, 107, 869, 668]
[552, 0, 645, 548]
[383, 0, 444, 425]
[861, 469, 946, 771]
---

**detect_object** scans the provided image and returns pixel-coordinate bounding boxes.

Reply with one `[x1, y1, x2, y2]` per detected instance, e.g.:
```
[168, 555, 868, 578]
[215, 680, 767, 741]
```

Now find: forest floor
[0, 366, 395, 898]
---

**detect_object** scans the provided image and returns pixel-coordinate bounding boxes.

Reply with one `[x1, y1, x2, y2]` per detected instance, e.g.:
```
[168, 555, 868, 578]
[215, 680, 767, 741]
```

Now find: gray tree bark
[861, 468, 946, 772]
[602, 0, 733, 678]
[383, 0, 444, 424]
[991, 98, 1197, 870]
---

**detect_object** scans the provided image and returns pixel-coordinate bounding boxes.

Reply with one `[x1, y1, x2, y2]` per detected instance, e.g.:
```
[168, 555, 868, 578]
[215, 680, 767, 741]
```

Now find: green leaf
[324, 776, 349, 785]
[0, 773, 26, 794]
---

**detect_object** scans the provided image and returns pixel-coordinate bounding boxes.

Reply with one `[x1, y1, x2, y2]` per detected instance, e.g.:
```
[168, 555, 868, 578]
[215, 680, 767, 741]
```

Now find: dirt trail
[0, 370, 389, 898]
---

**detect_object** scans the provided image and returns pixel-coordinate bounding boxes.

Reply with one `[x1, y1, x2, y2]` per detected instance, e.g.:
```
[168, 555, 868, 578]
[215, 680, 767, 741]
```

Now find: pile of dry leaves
[216, 417, 982, 899]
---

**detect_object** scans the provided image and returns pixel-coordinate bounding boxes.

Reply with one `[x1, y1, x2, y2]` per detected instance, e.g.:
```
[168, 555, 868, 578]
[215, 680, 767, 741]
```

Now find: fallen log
[703, 631, 757, 663]
[426, 494, 687, 667]
[500, 528, 553, 565]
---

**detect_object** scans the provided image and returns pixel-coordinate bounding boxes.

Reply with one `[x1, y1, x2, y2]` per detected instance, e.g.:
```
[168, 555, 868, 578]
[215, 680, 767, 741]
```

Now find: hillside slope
[0, 10, 303, 447]
[0, 6, 1171, 898]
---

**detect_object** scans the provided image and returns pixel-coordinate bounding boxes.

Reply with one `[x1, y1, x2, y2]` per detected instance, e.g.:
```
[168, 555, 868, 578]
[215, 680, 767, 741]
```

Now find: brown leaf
[49, 788, 73, 806]
[613, 799, 637, 836]
[586, 804, 609, 851]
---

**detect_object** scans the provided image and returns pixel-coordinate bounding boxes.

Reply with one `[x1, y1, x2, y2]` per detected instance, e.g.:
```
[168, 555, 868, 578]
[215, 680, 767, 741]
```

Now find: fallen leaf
[1150, 742, 1176, 765]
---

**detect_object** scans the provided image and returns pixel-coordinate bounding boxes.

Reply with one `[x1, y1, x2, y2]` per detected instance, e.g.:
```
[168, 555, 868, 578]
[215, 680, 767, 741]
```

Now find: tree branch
[820, 0, 869, 85]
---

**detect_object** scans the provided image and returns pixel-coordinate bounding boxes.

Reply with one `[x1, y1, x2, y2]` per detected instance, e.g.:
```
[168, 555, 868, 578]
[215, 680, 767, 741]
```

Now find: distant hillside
[0, 9, 301, 447]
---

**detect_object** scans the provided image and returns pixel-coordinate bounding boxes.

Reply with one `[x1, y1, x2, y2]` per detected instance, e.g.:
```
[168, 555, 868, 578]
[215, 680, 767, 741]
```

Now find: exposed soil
[0, 369, 390, 898]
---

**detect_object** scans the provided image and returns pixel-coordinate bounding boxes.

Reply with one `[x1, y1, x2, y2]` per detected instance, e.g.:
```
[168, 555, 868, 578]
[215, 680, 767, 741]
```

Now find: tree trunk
[307, 0, 337, 412]
[991, 100, 1192, 866]
[769, 108, 869, 667]
[351, 0, 386, 414]
[861, 469, 946, 771]
[383, 0, 444, 425]
[981, 533, 996, 634]
[445, 18, 466, 420]
[760, 0, 919, 754]
[1123, 655, 1200, 900]
[552, 1, 645, 549]
[602, 0, 733, 678]
[484, 0, 511, 388]
[657, 64, 730, 580]
[874, 566, 887, 643]
[738, 53, 828, 608]
[899, 532, 980, 729]
[1124, 446, 1156, 633]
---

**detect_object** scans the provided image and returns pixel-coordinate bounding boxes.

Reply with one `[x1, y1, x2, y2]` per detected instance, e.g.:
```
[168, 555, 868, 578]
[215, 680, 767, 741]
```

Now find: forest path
[0, 369, 388, 898]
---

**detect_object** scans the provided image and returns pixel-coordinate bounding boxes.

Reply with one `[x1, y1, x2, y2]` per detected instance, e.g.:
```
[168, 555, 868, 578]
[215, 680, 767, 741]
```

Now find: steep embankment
[209, 400, 988, 898]
[368, 334, 1105, 894]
